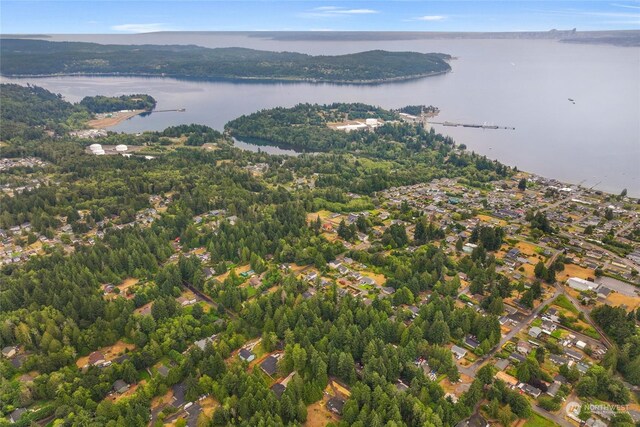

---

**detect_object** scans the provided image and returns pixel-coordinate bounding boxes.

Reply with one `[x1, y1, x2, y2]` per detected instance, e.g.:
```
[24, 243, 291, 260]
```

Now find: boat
[568, 98, 575, 102]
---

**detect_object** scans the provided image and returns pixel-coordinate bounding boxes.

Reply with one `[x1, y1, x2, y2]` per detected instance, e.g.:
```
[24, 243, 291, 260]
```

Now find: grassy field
[556, 263, 595, 282]
[606, 292, 640, 311]
[523, 412, 560, 427]
[553, 294, 579, 314]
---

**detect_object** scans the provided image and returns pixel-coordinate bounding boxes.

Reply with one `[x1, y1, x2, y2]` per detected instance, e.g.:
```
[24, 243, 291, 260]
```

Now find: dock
[430, 121, 515, 130]
[153, 108, 186, 113]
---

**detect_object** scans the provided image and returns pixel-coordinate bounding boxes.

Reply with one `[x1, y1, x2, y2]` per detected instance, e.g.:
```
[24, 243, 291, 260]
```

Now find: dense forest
[79, 94, 156, 114]
[0, 84, 155, 140]
[0, 39, 452, 83]
[1, 84, 635, 427]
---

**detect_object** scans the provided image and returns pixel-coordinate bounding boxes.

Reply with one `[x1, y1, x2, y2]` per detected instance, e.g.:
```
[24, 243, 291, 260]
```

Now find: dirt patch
[87, 110, 145, 128]
[476, 214, 508, 226]
[330, 380, 351, 397]
[305, 400, 339, 427]
[135, 302, 152, 315]
[200, 396, 219, 417]
[440, 373, 473, 396]
[151, 388, 174, 410]
[76, 340, 135, 368]
[556, 263, 595, 282]
[606, 293, 640, 311]
[118, 278, 139, 294]
[215, 265, 251, 282]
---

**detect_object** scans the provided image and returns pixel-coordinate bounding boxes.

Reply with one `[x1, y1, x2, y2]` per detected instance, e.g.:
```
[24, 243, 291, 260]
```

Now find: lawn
[553, 295, 579, 314]
[523, 412, 560, 427]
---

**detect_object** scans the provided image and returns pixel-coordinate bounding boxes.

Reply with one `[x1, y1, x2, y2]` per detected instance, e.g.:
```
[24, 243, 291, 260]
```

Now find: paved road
[615, 215, 639, 238]
[458, 288, 561, 377]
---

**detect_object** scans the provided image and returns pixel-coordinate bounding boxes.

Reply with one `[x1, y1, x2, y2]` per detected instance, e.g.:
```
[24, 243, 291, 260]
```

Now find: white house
[567, 277, 597, 292]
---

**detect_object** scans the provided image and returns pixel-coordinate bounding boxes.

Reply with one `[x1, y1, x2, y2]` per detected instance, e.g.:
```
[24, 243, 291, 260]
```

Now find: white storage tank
[115, 144, 128, 152]
[89, 143, 103, 152]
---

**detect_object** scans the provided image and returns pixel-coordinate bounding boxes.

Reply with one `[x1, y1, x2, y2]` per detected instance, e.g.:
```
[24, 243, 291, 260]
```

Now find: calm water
[2, 33, 639, 196]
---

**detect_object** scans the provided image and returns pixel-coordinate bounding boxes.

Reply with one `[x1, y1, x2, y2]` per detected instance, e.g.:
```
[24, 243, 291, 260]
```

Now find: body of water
[2, 33, 639, 195]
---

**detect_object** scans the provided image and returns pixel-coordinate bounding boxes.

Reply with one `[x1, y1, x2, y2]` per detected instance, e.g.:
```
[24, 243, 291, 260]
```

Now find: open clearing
[556, 263, 594, 282]
[606, 292, 640, 311]
[117, 278, 139, 295]
[87, 110, 144, 128]
[305, 400, 338, 427]
[76, 340, 135, 368]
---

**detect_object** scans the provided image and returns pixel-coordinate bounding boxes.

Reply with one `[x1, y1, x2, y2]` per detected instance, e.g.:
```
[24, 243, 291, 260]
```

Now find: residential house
[239, 348, 255, 363]
[529, 327, 542, 339]
[541, 321, 557, 335]
[88, 351, 106, 366]
[2, 346, 17, 359]
[517, 341, 531, 354]
[549, 354, 568, 365]
[509, 352, 526, 364]
[496, 371, 519, 387]
[567, 277, 597, 292]
[271, 383, 286, 399]
[585, 418, 607, 427]
[360, 276, 376, 286]
[522, 384, 542, 398]
[396, 380, 409, 392]
[546, 382, 561, 397]
[565, 348, 584, 361]
[194, 335, 217, 351]
[451, 345, 467, 360]
[494, 359, 510, 371]
[465, 336, 480, 350]
[113, 379, 130, 394]
[327, 397, 346, 415]
[177, 296, 197, 306]
[9, 408, 26, 423]
[260, 354, 280, 377]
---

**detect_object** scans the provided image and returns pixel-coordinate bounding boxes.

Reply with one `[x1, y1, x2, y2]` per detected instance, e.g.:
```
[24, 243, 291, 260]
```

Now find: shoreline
[87, 110, 145, 129]
[0, 70, 451, 86]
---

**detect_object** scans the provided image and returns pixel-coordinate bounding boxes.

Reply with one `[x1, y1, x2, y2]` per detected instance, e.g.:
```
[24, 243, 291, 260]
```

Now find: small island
[0, 39, 452, 84]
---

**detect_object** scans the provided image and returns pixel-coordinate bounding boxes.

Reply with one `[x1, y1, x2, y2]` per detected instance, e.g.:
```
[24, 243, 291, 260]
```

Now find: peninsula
[0, 39, 452, 84]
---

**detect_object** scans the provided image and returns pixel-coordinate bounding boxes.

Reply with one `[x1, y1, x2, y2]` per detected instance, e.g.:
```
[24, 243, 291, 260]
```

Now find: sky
[1, 1, 639, 34]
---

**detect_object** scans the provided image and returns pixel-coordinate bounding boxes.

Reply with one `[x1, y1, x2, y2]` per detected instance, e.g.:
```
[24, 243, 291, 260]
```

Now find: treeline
[1, 39, 451, 83]
[591, 304, 640, 385]
[162, 124, 222, 146]
[79, 94, 156, 113]
[0, 84, 156, 140]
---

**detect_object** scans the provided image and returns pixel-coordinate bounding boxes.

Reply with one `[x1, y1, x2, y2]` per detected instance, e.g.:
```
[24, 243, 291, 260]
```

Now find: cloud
[611, 3, 640, 10]
[111, 23, 174, 33]
[300, 6, 379, 18]
[415, 15, 445, 21]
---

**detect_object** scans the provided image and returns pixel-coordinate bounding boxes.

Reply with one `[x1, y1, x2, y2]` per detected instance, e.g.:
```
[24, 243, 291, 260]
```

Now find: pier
[153, 108, 186, 113]
[429, 121, 515, 130]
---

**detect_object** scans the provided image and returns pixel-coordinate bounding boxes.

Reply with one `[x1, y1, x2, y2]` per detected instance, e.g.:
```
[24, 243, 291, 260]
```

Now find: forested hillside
[0, 39, 452, 83]
[0, 84, 155, 140]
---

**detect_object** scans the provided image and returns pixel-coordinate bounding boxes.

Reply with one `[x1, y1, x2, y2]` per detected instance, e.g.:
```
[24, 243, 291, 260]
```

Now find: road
[458, 287, 561, 377]
[615, 215, 639, 238]
[552, 282, 612, 349]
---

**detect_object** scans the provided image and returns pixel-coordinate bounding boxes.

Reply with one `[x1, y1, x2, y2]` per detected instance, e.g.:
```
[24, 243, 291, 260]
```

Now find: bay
[2, 33, 638, 196]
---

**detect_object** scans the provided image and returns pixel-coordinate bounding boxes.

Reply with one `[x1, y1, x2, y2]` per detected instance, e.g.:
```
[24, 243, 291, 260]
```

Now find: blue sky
[1, 1, 639, 33]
